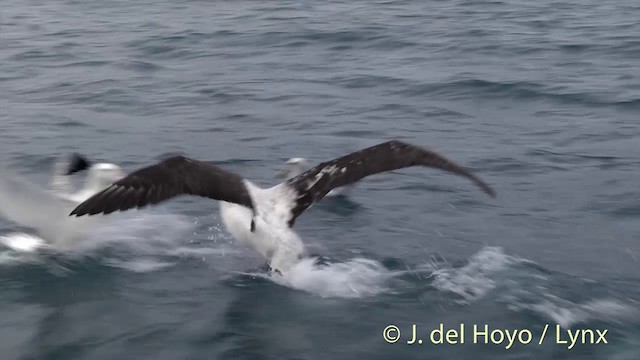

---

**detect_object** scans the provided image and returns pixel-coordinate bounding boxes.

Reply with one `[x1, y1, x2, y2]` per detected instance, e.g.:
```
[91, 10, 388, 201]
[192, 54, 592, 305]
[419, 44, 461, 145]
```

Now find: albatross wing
[70, 156, 254, 216]
[284, 140, 496, 226]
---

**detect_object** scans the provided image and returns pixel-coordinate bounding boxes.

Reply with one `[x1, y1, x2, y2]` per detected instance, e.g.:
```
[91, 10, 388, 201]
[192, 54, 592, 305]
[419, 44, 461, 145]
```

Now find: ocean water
[1, 0, 639, 359]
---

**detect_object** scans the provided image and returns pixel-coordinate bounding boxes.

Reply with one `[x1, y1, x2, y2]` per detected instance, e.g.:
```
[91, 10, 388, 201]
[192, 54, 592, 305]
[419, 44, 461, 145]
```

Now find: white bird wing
[0, 166, 77, 242]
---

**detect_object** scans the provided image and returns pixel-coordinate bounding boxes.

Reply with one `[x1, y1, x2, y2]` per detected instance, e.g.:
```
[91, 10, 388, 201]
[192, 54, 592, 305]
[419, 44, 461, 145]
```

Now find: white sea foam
[428, 246, 638, 328]
[527, 297, 638, 328]
[0, 232, 47, 253]
[430, 246, 516, 302]
[0, 212, 200, 272]
[238, 256, 401, 299]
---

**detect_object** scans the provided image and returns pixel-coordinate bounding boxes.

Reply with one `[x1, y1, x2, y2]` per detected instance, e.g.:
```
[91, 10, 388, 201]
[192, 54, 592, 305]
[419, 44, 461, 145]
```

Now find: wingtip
[69, 208, 106, 217]
[69, 203, 94, 217]
[69, 207, 84, 217]
[483, 183, 497, 198]
[481, 183, 497, 199]
[468, 174, 497, 199]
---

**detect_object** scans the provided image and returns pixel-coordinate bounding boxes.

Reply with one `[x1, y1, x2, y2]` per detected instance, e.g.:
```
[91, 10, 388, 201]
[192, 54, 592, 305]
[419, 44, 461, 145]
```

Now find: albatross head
[275, 157, 307, 180]
[85, 163, 126, 190]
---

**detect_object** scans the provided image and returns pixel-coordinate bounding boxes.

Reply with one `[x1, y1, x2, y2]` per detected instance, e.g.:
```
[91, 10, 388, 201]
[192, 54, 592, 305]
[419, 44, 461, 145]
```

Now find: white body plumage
[219, 181, 305, 273]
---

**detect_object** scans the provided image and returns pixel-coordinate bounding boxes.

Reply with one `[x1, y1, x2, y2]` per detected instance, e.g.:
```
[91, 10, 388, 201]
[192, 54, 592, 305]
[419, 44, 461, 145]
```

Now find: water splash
[427, 246, 638, 328]
[0, 212, 203, 273]
[0, 232, 47, 253]
[430, 246, 517, 302]
[243, 256, 401, 299]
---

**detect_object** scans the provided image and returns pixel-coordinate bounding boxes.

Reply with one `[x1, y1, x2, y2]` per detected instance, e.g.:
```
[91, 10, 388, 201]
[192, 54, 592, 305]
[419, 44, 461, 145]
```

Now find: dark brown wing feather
[70, 156, 254, 216]
[285, 140, 495, 226]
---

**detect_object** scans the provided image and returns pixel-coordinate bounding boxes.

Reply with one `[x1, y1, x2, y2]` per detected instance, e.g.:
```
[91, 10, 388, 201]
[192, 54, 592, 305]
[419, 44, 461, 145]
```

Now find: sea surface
[1, 0, 639, 359]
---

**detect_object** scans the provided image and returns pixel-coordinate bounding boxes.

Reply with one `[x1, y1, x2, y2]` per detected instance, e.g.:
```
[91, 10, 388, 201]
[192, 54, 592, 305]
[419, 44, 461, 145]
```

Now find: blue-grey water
[1, 0, 639, 359]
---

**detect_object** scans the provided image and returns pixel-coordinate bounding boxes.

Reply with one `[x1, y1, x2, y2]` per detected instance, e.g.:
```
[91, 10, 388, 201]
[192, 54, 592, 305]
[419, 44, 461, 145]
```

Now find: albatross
[0, 153, 125, 249]
[70, 140, 496, 272]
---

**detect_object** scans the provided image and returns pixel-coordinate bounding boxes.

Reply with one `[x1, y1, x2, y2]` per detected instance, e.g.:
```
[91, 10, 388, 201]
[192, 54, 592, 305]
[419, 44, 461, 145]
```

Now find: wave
[429, 247, 638, 328]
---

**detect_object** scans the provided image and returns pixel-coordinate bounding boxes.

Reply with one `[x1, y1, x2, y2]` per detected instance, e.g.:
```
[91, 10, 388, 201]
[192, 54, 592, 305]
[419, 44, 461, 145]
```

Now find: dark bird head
[65, 153, 92, 175]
